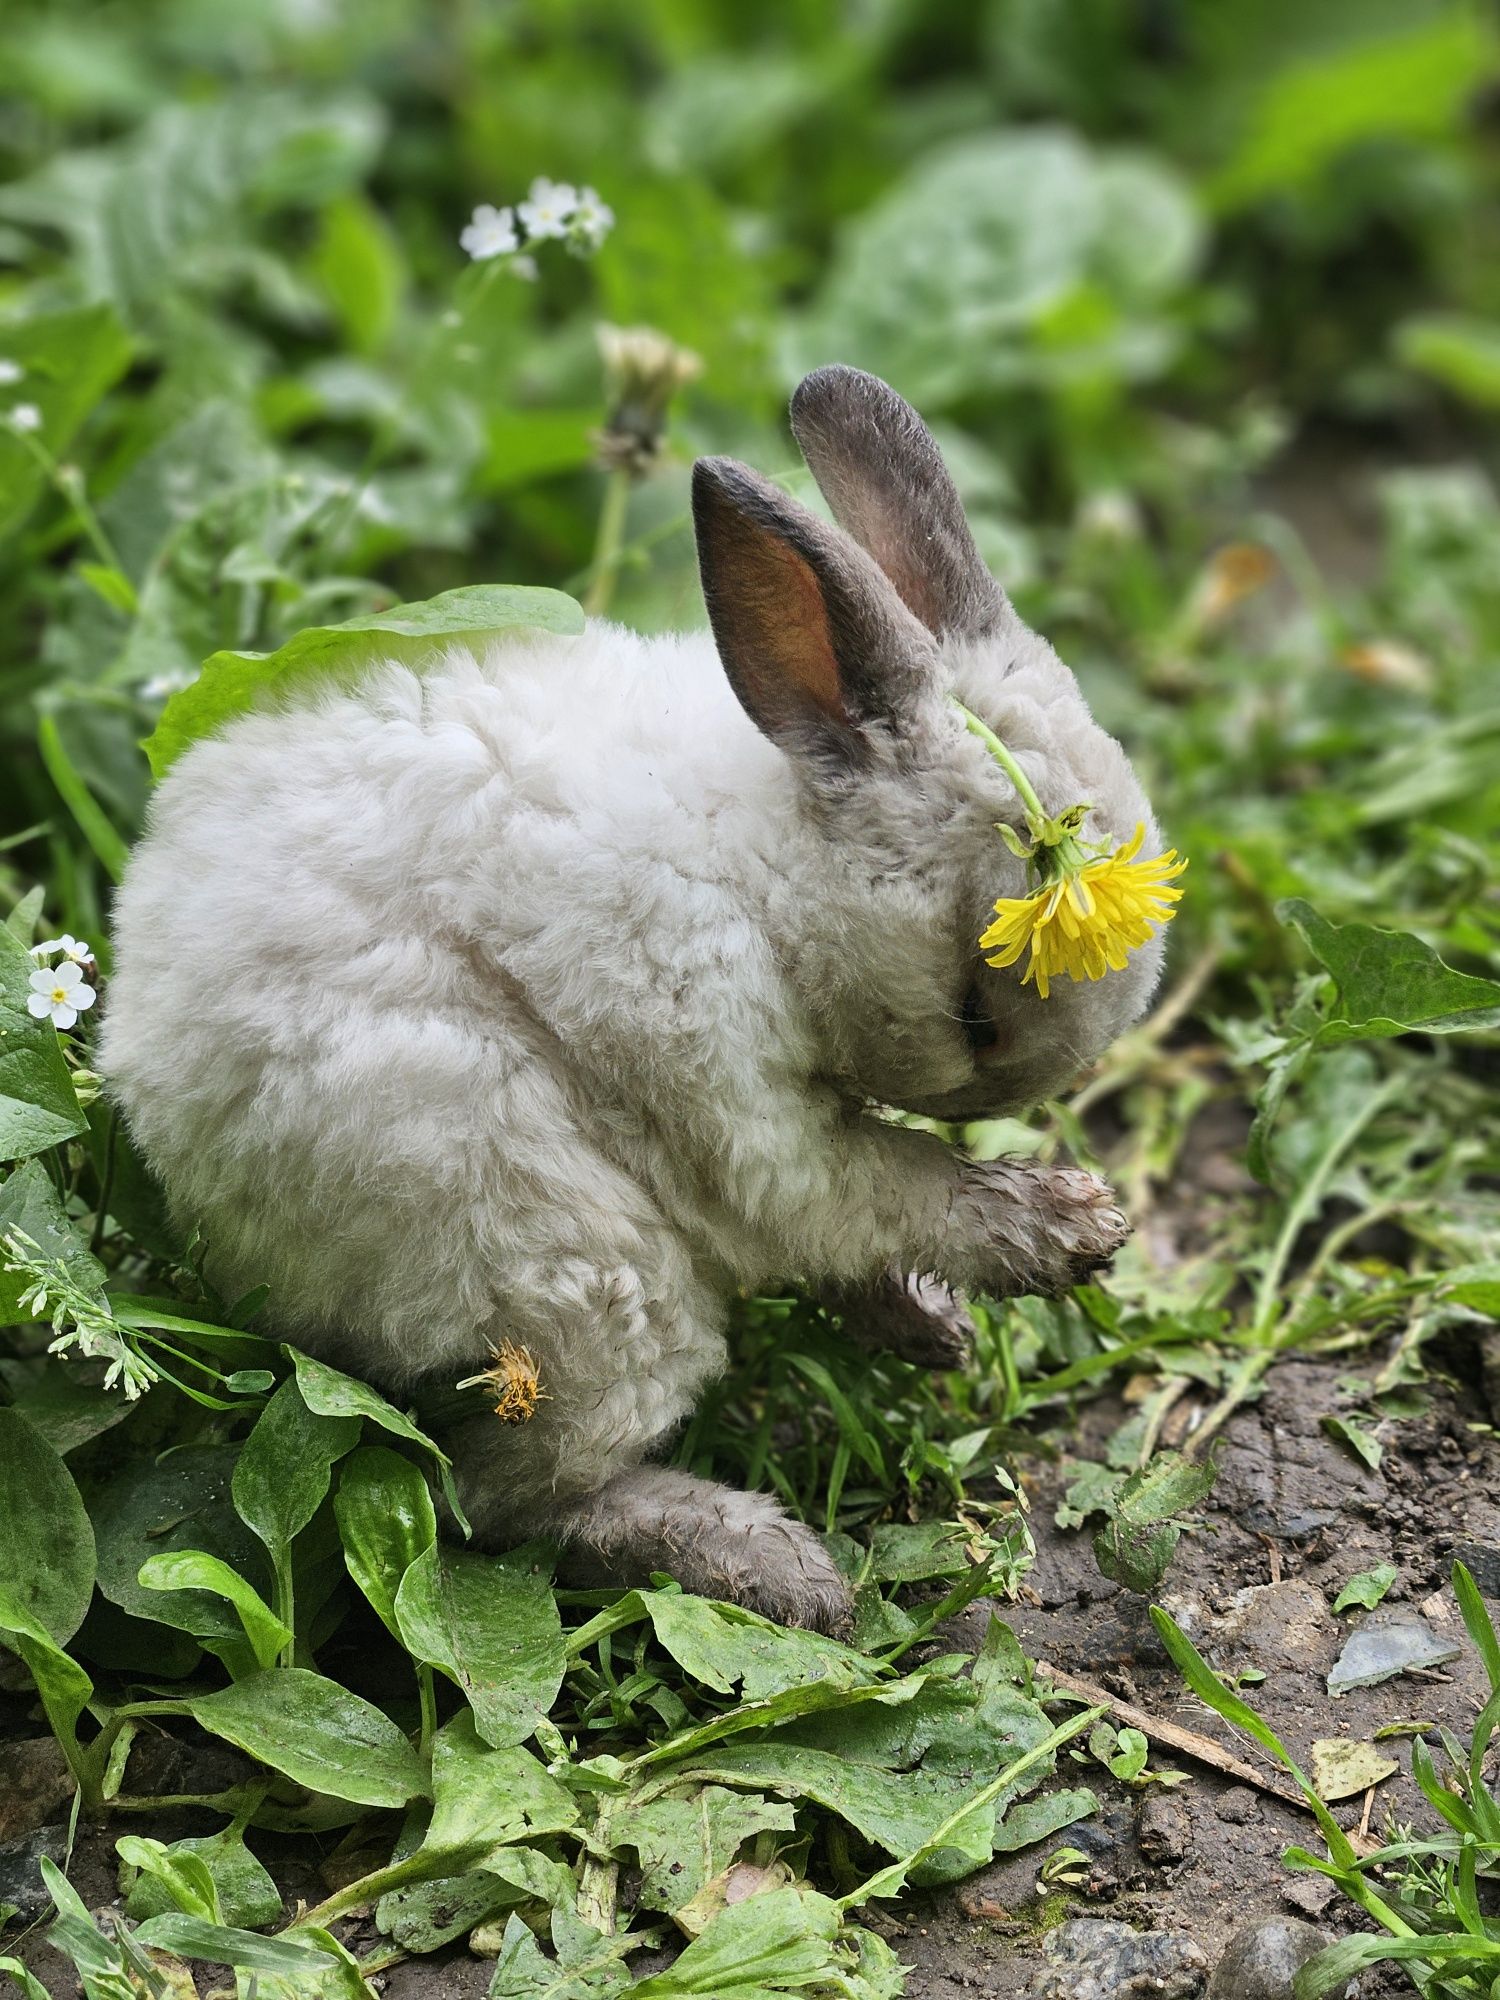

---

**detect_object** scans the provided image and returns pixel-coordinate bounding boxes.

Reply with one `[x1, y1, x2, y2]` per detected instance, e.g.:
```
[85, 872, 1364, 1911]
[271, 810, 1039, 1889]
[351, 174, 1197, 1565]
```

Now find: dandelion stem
[951, 699, 1047, 823]
[583, 465, 632, 619]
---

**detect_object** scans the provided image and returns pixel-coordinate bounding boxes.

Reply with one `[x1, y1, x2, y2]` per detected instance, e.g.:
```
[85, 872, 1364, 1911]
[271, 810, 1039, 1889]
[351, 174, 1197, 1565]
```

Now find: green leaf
[92, 1443, 272, 1671]
[35, 714, 130, 885]
[488, 1908, 637, 2000]
[334, 1445, 437, 1638]
[0, 304, 132, 540]
[425, 1712, 578, 1857]
[232, 1376, 361, 1561]
[1333, 1565, 1398, 1614]
[394, 1543, 564, 1748]
[0, 1158, 104, 1326]
[132, 1913, 361, 1981]
[115, 1835, 220, 1922]
[628, 1887, 847, 1999]
[0, 1585, 94, 1758]
[187, 1670, 426, 1807]
[121, 1826, 282, 1930]
[1280, 899, 1500, 1041]
[144, 584, 585, 776]
[635, 1589, 879, 1702]
[313, 193, 405, 355]
[291, 1350, 468, 1535]
[1321, 1414, 1383, 1472]
[615, 1786, 795, 1916]
[1091, 1451, 1216, 1595]
[138, 1550, 290, 1673]
[0, 1957, 51, 2000]
[0, 1406, 97, 1642]
[1397, 312, 1500, 410]
[1210, 14, 1497, 210]
[0, 923, 87, 1160]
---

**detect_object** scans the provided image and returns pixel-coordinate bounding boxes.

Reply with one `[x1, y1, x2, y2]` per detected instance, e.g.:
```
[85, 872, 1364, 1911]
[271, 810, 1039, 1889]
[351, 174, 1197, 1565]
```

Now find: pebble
[1027, 1918, 1208, 1998]
[1207, 1917, 1353, 1999]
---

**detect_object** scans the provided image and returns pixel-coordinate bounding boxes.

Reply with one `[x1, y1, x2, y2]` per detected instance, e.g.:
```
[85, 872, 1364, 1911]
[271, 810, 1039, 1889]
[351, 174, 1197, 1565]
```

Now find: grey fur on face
[101, 368, 1170, 1634]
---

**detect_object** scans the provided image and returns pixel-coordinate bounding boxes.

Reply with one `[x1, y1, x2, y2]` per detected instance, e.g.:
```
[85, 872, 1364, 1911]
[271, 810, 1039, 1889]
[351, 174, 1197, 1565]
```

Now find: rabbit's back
[101, 622, 774, 1379]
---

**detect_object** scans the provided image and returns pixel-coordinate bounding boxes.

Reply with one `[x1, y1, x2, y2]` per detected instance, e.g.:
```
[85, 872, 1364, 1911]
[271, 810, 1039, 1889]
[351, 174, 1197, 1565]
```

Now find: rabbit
[101, 366, 1170, 1636]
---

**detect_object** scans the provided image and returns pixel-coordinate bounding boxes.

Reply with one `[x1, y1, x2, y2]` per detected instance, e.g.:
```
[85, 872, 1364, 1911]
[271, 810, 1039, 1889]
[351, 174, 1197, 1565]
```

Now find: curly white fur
[101, 368, 1167, 1630]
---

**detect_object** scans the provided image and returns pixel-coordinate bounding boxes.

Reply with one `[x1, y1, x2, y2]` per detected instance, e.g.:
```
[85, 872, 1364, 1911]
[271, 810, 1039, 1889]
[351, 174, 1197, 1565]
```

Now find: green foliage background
[2, 2, 1500, 1996]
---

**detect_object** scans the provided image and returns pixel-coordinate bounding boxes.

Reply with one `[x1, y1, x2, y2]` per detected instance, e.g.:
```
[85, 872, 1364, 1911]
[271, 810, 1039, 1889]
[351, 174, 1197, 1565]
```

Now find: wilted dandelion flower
[459, 203, 520, 261]
[458, 1340, 548, 1424]
[7, 403, 41, 432]
[956, 701, 1185, 1000]
[28, 960, 96, 1029]
[594, 324, 703, 476]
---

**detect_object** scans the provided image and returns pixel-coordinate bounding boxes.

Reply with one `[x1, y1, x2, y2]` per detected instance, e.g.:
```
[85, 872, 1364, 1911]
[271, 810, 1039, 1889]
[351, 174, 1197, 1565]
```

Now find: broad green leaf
[1397, 312, 1500, 411]
[232, 1377, 361, 1561]
[680, 1676, 1064, 1882]
[334, 1445, 437, 1638]
[144, 584, 585, 776]
[92, 1443, 271, 1671]
[395, 1543, 564, 1748]
[0, 1158, 104, 1322]
[425, 1712, 578, 1856]
[0, 304, 132, 539]
[115, 1836, 220, 1922]
[122, 1826, 282, 1930]
[133, 1913, 361, 1981]
[1333, 1564, 1398, 1614]
[488, 1908, 636, 2000]
[138, 1550, 290, 1673]
[615, 1786, 795, 1916]
[1091, 1451, 1215, 1596]
[0, 924, 87, 1160]
[637, 1590, 878, 1702]
[0, 1958, 50, 2000]
[291, 1350, 468, 1535]
[375, 1871, 522, 1955]
[1281, 900, 1500, 1041]
[0, 1585, 94, 1755]
[1321, 1414, 1383, 1473]
[0, 1355, 132, 1456]
[0, 1407, 97, 1642]
[629, 1886, 842, 1998]
[1211, 14, 1496, 210]
[313, 193, 405, 355]
[187, 1670, 426, 1808]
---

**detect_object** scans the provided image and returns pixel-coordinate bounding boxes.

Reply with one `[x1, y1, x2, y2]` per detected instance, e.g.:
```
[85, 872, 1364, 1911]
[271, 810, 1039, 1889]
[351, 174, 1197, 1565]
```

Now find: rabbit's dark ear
[790, 365, 1006, 641]
[692, 455, 940, 770]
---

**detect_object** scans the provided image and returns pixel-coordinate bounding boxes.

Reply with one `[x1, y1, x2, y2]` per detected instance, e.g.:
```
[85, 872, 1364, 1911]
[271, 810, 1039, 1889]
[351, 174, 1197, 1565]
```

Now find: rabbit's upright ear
[693, 455, 940, 771]
[790, 365, 1006, 642]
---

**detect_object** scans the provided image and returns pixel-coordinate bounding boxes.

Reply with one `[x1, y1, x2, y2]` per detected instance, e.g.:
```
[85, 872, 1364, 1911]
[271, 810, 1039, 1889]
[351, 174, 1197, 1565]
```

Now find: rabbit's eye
[960, 984, 1000, 1055]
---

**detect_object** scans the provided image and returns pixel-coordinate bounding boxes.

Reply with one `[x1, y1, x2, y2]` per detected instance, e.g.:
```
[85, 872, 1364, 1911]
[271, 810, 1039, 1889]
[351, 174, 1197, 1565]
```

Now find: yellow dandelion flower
[955, 701, 1187, 1000]
[457, 1340, 549, 1424]
[978, 825, 1185, 999]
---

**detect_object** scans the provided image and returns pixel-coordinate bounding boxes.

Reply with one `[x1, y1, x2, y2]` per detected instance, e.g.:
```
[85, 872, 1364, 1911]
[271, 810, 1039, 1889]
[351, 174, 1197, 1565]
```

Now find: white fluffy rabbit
[102, 367, 1170, 1633]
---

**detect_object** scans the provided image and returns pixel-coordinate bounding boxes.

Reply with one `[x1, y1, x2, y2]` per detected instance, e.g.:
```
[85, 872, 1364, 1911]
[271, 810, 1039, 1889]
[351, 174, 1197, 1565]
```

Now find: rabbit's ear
[790, 365, 1006, 641]
[692, 455, 940, 770]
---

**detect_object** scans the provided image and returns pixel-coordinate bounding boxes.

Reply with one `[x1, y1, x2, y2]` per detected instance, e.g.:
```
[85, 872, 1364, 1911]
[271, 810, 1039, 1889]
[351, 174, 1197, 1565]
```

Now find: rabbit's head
[693, 365, 1170, 1122]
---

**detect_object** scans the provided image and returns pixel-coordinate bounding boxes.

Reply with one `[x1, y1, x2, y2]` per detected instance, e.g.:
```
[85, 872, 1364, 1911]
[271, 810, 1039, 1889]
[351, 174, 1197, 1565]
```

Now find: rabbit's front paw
[824, 1266, 974, 1370]
[955, 1161, 1129, 1300]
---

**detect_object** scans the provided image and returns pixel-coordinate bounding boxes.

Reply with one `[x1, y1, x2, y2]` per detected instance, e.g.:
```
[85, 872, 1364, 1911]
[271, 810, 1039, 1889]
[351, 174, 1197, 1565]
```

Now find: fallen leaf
[1311, 1738, 1398, 1802]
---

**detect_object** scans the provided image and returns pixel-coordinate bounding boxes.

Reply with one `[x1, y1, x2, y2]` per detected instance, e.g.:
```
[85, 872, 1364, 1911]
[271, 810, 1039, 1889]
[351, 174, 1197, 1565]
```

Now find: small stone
[0, 1737, 73, 1842]
[1327, 1611, 1462, 1694]
[0, 1822, 69, 1922]
[1028, 1918, 1208, 1999]
[1138, 1790, 1189, 1863]
[1207, 1917, 1352, 1998]
[1451, 1537, 1500, 1600]
[1281, 1874, 1337, 1918]
[1215, 1786, 1260, 1825]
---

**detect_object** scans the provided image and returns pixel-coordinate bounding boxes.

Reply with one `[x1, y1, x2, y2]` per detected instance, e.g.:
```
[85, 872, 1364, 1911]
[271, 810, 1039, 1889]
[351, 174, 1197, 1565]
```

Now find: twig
[1037, 1661, 1379, 1855]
